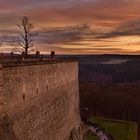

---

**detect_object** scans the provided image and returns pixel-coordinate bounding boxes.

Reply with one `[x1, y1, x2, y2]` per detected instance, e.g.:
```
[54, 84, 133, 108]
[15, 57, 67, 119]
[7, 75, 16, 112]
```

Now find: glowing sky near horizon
[0, 0, 140, 54]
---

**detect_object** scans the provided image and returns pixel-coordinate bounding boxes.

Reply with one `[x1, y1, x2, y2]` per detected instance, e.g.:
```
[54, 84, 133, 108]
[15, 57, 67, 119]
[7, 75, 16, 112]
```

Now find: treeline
[80, 81, 140, 124]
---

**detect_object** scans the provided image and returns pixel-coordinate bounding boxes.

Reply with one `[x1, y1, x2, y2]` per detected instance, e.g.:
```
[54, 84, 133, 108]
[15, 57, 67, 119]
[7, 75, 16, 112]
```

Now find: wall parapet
[0, 58, 78, 68]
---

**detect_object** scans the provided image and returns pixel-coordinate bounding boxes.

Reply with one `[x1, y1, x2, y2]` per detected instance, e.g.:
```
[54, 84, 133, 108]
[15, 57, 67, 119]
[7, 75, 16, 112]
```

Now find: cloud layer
[0, 0, 140, 54]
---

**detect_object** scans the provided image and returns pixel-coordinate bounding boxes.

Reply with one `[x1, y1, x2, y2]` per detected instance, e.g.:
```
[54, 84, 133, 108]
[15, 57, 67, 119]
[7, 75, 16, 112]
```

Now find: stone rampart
[0, 61, 82, 140]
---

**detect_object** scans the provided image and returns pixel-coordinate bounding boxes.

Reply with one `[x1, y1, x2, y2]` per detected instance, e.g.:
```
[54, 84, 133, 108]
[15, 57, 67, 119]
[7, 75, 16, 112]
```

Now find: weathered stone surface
[0, 61, 82, 140]
[68, 126, 83, 140]
[0, 113, 17, 140]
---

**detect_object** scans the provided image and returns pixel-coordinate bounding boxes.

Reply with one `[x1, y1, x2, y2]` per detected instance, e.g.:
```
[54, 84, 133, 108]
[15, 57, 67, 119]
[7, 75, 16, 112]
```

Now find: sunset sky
[0, 0, 140, 54]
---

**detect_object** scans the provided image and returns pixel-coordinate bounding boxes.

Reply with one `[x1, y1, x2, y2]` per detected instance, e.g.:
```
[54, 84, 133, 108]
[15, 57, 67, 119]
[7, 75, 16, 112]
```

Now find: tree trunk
[25, 47, 28, 57]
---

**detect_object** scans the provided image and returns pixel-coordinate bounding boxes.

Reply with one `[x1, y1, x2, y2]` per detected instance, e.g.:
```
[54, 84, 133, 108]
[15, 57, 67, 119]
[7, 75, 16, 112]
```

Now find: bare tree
[17, 16, 36, 57]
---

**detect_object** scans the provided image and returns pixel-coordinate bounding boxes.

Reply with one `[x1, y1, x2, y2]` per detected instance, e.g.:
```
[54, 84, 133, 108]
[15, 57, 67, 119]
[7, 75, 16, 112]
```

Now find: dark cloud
[0, 24, 90, 45]
[36, 24, 90, 44]
[46, 45, 124, 52]
[92, 44, 122, 48]
[96, 19, 140, 39]
[64, 42, 90, 46]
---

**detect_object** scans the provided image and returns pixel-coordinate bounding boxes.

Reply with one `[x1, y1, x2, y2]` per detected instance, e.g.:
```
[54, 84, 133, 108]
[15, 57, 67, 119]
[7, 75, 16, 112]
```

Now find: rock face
[0, 61, 83, 140]
[68, 126, 83, 140]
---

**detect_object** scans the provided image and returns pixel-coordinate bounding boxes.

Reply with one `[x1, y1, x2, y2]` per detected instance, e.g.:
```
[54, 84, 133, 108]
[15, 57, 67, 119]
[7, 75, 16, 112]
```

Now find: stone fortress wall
[0, 60, 83, 140]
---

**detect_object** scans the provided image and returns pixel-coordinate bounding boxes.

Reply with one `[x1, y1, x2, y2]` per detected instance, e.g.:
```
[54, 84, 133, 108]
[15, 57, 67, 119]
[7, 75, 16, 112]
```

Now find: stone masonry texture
[0, 61, 83, 140]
